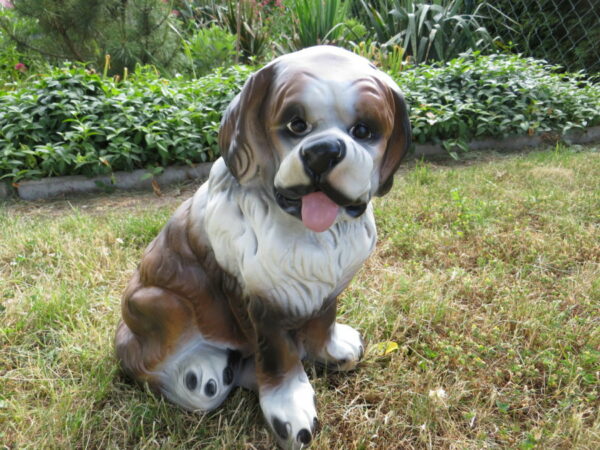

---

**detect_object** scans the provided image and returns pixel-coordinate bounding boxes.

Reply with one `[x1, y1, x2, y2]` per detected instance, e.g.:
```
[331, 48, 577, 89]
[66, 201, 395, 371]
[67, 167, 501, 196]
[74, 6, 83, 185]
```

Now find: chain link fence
[483, 0, 600, 74]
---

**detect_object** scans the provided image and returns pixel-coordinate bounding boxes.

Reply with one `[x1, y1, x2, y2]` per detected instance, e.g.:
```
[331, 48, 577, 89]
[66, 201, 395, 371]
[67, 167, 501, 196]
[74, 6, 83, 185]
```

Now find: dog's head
[219, 46, 411, 232]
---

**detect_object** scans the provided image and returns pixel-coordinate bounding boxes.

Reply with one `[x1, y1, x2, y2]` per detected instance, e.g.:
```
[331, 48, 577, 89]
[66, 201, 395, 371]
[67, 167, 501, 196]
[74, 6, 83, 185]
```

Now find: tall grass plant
[359, 0, 496, 63]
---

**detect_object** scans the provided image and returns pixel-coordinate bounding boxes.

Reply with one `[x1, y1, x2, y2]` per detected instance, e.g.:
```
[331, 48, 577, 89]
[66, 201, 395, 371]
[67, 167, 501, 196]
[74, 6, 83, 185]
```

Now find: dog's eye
[287, 118, 311, 136]
[350, 123, 372, 140]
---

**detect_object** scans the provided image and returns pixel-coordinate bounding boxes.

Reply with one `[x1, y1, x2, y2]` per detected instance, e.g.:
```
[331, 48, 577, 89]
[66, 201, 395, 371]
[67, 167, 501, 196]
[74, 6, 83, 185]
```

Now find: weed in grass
[406, 159, 436, 186]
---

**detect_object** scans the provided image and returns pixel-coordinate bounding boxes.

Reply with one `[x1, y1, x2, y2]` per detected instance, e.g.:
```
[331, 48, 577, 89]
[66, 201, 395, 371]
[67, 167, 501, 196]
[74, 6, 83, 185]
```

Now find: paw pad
[223, 366, 234, 385]
[185, 371, 198, 390]
[297, 428, 312, 445]
[204, 379, 217, 397]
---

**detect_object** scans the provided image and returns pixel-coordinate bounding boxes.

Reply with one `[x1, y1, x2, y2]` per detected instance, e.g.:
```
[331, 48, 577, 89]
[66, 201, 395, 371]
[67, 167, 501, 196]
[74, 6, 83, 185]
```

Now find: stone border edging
[413, 125, 600, 157]
[1, 126, 599, 201]
[9, 163, 213, 201]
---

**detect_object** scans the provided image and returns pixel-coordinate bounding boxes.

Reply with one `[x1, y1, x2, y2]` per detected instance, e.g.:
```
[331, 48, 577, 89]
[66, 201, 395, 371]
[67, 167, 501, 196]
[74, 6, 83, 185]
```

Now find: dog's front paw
[312, 323, 364, 371]
[260, 369, 318, 449]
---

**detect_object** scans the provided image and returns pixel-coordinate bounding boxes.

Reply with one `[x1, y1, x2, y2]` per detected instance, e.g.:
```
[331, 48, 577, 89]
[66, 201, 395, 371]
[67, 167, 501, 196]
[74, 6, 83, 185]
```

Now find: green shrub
[173, 0, 224, 29]
[285, 0, 350, 50]
[217, 0, 271, 63]
[0, 64, 253, 182]
[353, 41, 409, 74]
[0, 37, 27, 86]
[0, 8, 48, 86]
[183, 25, 237, 77]
[395, 52, 600, 152]
[359, 0, 496, 64]
[172, 0, 284, 63]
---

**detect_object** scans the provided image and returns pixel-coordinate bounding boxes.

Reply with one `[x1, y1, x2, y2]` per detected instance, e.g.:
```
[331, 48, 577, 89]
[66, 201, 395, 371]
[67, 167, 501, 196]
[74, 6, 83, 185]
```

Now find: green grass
[1, 145, 599, 448]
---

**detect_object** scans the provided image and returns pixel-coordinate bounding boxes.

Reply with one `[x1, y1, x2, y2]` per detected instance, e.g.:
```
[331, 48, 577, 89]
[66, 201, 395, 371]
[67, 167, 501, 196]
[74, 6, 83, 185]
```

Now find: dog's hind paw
[311, 323, 364, 371]
[157, 339, 241, 412]
[260, 368, 318, 449]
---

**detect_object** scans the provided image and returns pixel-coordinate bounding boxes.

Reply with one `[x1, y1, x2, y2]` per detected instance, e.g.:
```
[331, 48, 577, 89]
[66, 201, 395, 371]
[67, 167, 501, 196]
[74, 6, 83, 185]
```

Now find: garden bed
[2, 126, 599, 201]
[1, 53, 599, 200]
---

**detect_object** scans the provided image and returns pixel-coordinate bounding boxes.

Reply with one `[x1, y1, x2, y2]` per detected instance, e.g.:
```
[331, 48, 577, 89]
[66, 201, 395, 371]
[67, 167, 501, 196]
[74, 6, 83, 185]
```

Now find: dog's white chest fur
[201, 160, 377, 317]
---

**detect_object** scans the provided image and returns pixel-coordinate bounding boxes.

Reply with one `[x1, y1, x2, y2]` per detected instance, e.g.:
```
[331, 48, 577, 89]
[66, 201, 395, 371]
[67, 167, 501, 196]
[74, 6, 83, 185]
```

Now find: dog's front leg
[249, 299, 318, 449]
[302, 298, 365, 372]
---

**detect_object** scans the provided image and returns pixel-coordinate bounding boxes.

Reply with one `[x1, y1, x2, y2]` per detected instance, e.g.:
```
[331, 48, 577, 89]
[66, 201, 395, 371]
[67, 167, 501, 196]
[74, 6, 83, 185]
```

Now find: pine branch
[55, 23, 85, 61]
[0, 18, 67, 60]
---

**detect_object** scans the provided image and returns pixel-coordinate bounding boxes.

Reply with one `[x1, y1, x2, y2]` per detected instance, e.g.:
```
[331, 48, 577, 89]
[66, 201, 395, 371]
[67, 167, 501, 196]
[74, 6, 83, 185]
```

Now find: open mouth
[275, 186, 367, 232]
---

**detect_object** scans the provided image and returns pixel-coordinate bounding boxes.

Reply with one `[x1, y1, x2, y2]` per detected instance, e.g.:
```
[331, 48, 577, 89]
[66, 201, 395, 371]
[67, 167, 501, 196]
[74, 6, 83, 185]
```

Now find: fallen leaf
[371, 341, 400, 356]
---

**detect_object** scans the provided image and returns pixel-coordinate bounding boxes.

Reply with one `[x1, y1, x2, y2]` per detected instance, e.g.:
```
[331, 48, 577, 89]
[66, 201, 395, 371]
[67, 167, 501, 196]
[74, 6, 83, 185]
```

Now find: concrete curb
[12, 163, 212, 201]
[563, 125, 600, 145]
[1, 126, 599, 202]
[0, 181, 11, 200]
[413, 125, 600, 158]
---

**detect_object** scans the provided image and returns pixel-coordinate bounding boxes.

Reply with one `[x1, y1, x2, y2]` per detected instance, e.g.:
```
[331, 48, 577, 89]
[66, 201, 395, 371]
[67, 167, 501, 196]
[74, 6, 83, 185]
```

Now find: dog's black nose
[301, 138, 345, 176]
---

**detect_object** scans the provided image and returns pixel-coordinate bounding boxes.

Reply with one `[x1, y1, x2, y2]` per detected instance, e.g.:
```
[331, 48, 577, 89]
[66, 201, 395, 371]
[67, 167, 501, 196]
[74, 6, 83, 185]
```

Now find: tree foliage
[1, 0, 183, 75]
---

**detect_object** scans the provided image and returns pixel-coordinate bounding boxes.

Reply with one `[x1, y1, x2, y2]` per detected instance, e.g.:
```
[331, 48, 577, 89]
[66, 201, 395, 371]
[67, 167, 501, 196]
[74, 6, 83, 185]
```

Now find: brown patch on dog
[219, 63, 278, 183]
[115, 199, 250, 385]
[376, 82, 411, 196]
[300, 298, 338, 358]
[245, 298, 303, 388]
[116, 282, 193, 379]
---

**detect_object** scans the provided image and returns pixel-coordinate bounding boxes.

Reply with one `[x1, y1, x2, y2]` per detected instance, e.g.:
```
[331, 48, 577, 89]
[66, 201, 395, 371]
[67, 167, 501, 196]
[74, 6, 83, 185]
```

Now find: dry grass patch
[1, 145, 599, 449]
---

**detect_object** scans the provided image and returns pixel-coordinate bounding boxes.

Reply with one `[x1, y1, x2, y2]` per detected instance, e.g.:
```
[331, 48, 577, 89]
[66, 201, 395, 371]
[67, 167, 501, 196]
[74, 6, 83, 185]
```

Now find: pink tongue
[301, 191, 340, 232]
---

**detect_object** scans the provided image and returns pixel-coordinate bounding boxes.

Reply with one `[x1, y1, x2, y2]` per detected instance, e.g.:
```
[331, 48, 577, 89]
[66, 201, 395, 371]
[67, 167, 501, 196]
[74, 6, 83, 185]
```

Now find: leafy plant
[218, 0, 271, 63]
[0, 64, 253, 182]
[0, 6, 48, 86]
[172, 0, 224, 29]
[359, 0, 496, 64]
[353, 41, 409, 73]
[285, 0, 350, 50]
[394, 52, 600, 152]
[0, 36, 27, 85]
[182, 25, 237, 77]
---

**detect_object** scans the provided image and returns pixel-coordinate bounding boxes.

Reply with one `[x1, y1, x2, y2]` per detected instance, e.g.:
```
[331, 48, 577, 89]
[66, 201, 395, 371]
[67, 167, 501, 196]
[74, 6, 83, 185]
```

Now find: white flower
[428, 387, 448, 403]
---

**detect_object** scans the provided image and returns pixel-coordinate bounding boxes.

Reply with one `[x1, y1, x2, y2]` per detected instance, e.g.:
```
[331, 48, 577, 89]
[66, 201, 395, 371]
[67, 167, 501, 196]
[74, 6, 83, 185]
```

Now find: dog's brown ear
[376, 85, 411, 196]
[219, 63, 277, 183]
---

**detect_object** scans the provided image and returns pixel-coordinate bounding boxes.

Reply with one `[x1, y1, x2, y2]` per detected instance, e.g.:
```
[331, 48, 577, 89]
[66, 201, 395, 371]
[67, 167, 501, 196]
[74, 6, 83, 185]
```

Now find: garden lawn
[1, 145, 599, 448]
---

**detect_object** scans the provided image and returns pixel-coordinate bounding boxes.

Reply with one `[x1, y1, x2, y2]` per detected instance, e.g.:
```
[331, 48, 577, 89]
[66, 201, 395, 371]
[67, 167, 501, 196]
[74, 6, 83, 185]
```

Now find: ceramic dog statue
[116, 46, 411, 449]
